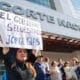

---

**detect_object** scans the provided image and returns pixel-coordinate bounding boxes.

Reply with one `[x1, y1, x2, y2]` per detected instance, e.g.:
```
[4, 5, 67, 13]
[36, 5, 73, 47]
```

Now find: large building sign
[0, 1, 80, 39]
[0, 10, 43, 50]
[0, 2, 55, 24]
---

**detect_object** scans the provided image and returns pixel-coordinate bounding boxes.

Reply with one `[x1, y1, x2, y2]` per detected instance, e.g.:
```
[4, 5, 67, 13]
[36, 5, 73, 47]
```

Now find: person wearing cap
[2, 47, 36, 80]
[34, 55, 46, 80]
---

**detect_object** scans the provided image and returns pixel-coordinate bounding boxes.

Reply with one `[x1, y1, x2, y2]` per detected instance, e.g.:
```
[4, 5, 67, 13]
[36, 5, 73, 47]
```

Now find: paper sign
[0, 10, 43, 50]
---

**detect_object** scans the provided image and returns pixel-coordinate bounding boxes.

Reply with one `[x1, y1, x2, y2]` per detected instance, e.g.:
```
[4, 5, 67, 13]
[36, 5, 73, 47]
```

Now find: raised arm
[2, 47, 9, 55]
[2, 47, 15, 68]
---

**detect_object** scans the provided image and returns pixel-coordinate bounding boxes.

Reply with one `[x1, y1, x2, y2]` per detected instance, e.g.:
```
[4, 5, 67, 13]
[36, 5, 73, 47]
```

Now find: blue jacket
[2, 71, 6, 80]
[34, 62, 45, 80]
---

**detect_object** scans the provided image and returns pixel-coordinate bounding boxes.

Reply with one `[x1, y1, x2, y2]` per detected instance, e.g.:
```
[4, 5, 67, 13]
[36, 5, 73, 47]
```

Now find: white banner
[0, 10, 43, 50]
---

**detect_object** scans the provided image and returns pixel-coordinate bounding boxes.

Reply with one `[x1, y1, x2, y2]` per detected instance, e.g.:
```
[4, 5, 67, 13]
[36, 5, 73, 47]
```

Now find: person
[58, 59, 64, 70]
[64, 61, 77, 80]
[75, 63, 80, 80]
[50, 61, 62, 80]
[42, 57, 50, 80]
[58, 59, 66, 80]
[2, 47, 36, 80]
[34, 55, 46, 80]
[71, 57, 78, 67]
[60, 62, 66, 80]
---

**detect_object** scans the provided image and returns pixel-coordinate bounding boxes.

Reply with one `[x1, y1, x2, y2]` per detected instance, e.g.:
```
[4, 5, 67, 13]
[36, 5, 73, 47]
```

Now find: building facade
[0, 0, 80, 60]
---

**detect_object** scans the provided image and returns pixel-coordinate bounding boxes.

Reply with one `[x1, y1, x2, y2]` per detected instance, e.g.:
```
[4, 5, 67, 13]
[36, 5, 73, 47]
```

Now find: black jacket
[3, 48, 33, 80]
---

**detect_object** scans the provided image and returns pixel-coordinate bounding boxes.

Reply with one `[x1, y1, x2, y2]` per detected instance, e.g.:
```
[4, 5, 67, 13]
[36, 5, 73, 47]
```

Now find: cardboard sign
[0, 10, 43, 50]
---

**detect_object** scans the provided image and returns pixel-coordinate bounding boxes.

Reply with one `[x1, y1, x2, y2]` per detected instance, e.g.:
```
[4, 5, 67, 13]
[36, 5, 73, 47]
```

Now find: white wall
[1, 0, 80, 39]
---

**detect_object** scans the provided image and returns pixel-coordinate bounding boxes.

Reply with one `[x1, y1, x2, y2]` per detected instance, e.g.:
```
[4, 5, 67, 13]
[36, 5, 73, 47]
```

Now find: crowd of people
[33, 54, 80, 80]
[0, 48, 80, 80]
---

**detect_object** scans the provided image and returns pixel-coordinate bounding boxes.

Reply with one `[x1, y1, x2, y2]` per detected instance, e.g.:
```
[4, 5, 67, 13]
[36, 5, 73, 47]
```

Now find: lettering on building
[0, 2, 80, 32]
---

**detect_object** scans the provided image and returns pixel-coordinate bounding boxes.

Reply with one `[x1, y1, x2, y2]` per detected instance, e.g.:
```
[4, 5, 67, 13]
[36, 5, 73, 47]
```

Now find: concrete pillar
[53, 0, 63, 12]
[54, 0, 77, 18]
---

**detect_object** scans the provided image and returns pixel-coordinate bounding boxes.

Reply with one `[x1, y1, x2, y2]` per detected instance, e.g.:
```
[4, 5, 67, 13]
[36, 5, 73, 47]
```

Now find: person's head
[58, 58, 64, 64]
[51, 61, 57, 67]
[36, 55, 43, 64]
[64, 61, 70, 67]
[71, 57, 78, 65]
[32, 49, 42, 57]
[15, 48, 28, 62]
[32, 49, 38, 54]
[44, 57, 49, 63]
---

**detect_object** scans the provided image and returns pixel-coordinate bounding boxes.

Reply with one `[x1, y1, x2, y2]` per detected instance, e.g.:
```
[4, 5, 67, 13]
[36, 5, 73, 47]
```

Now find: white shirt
[64, 66, 77, 79]
[50, 67, 62, 80]
[41, 62, 50, 74]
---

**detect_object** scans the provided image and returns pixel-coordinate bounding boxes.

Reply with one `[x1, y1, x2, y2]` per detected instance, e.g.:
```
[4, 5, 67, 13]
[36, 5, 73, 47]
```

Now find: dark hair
[64, 61, 70, 67]
[0, 47, 3, 61]
[51, 61, 56, 66]
[14, 48, 29, 55]
[12, 48, 37, 64]
[26, 49, 37, 64]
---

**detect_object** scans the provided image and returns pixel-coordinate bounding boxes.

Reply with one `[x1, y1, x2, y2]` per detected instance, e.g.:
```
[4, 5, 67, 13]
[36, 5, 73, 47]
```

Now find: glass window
[26, 0, 56, 10]
[71, 0, 80, 16]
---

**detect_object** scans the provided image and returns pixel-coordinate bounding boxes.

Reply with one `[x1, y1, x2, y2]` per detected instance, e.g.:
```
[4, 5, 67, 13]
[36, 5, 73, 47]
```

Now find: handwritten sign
[0, 10, 43, 50]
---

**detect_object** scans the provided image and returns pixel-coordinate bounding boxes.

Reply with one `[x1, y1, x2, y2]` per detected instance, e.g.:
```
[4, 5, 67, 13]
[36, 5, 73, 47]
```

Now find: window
[71, 0, 80, 16]
[26, 0, 56, 10]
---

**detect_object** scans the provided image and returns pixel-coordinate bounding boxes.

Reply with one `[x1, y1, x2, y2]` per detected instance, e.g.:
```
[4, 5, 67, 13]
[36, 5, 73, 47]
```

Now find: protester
[58, 59, 64, 69]
[60, 63, 66, 80]
[42, 57, 51, 80]
[75, 63, 80, 80]
[34, 55, 46, 80]
[71, 57, 78, 67]
[64, 61, 77, 80]
[50, 61, 62, 80]
[2, 47, 36, 80]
